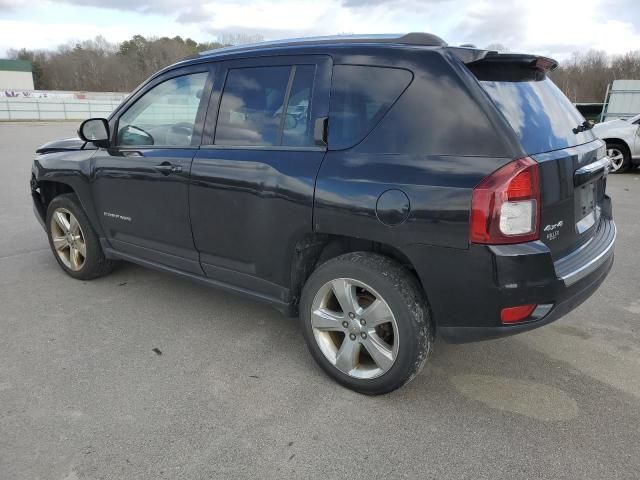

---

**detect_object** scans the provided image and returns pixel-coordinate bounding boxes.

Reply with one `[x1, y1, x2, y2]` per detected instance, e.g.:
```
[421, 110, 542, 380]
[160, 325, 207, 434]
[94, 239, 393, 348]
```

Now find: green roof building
[0, 59, 35, 90]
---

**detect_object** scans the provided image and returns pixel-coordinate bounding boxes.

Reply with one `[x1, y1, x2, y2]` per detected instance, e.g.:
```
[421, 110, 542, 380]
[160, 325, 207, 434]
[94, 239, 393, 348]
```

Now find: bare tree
[7, 35, 639, 99]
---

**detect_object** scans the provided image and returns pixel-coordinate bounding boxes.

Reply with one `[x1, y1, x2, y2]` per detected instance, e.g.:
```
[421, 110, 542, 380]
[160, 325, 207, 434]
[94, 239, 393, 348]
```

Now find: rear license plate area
[575, 180, 602, 234]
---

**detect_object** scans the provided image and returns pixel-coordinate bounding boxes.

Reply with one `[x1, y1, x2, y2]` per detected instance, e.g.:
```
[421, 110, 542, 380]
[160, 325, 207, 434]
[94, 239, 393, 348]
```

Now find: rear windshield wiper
[572, 120, 593, 134]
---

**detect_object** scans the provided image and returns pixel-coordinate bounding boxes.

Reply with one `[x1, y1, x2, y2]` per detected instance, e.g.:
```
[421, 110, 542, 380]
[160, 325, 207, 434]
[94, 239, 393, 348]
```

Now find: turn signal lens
[501, 304, 537, 323]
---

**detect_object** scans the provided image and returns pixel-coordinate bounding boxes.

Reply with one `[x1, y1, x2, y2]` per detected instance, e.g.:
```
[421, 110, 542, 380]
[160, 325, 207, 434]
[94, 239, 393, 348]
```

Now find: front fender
[31, 149, 106, 239]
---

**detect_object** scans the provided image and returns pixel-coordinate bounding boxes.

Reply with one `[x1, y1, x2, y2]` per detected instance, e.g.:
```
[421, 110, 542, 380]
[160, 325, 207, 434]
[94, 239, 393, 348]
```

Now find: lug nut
[360, 319, 366, 326]
[349, 334, 357, 341]
[342, 321, 349, 328]
[361, 332, 367, 339]
[348, 312, 355, 319]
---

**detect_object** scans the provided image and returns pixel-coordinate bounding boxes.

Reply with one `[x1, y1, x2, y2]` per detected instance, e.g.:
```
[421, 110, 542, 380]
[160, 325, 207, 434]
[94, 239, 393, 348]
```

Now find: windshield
[480, 77, 596, 154]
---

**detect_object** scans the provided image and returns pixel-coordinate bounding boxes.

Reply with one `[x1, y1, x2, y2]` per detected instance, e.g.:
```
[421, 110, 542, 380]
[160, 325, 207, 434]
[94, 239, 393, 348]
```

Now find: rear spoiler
[447, 47, 559, 72]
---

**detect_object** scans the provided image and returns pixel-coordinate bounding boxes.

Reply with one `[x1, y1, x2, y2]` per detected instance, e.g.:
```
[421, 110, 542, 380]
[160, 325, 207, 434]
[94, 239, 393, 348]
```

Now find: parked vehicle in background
[30, 33, 615, 394]
[593, 113, 640, 173]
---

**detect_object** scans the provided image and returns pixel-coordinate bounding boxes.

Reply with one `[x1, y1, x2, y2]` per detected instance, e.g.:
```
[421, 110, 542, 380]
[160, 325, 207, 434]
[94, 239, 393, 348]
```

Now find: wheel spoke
[360, 298, 393, 327]
[76, 239, 87, 258]
[54, 211, 70, 233]
[335, 338, 360, 373]
[69, 215, 80, 235]
[311, 308, 344, 331]
[52, 236, 68, 251]
[69, 246, 81, 270]
[361, 332, 394, 372]
[331, 279, 358, 315]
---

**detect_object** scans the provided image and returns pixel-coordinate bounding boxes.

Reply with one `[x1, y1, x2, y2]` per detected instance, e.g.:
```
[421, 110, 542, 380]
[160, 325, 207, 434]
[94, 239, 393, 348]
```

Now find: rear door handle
[155, 162, 183, 175]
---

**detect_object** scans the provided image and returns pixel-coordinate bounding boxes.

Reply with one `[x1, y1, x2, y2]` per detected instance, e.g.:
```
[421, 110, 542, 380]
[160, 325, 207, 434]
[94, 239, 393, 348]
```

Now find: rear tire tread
[300, 252, 433, 395]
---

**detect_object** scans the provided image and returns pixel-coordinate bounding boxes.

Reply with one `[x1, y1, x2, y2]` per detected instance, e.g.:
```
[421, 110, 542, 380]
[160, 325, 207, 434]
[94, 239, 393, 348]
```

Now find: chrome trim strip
[559, 223, 616, 286]
[575, 156, 610, 175]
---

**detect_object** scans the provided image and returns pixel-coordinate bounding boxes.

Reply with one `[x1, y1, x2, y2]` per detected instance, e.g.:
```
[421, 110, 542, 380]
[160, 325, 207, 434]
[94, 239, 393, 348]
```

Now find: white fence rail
[0, 97, 124, 121]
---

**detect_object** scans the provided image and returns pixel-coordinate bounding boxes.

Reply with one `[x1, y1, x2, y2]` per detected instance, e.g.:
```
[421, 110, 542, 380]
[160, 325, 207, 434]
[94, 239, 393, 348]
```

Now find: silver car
[593, 113, 640, 173]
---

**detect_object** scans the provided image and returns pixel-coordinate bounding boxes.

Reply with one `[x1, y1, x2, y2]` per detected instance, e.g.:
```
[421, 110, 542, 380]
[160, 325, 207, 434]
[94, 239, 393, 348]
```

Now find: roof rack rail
[199, 32, 447, 56]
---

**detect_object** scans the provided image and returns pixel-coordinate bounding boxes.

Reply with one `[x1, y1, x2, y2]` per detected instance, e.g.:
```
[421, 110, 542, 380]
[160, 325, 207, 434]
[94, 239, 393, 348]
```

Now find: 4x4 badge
[544, 220, 564, 232]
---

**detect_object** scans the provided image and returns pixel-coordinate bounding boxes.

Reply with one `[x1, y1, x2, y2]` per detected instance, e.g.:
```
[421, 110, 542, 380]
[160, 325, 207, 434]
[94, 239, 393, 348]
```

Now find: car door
[190, 55, 331, 302]
[92, 65, 214, 274]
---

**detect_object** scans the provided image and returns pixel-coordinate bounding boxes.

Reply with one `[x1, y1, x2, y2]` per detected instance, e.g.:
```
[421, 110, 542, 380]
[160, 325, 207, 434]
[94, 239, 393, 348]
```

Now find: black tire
[299, 252, 433, 395]
[607, 142, 631, 173]
[46, 193, 115, 280]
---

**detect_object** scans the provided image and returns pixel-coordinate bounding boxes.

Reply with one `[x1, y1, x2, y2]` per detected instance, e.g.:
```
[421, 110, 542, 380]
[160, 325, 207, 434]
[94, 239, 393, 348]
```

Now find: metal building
[600, 79, 640, 122]
[0, 59, 34, 90]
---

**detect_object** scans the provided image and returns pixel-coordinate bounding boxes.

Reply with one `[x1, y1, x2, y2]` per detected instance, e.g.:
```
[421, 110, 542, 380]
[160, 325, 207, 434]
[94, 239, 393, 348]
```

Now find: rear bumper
[438, 247, 613, 342]
[406, 214, 616, 343]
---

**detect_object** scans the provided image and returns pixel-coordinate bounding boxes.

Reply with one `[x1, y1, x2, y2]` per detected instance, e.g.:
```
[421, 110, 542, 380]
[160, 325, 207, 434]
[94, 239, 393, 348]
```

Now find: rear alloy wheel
[607, 143, 630, 173]
[310, 278, 399, 379]
[300, 252, 432, 395]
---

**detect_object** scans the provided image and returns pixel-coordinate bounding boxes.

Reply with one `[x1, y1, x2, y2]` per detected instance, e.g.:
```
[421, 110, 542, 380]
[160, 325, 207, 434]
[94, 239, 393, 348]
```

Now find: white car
[593, 113, 640, 173]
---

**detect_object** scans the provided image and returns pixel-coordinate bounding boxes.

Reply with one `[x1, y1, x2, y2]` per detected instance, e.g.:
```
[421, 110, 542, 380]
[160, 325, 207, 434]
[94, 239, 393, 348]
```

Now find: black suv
[31, 33, 615, 394]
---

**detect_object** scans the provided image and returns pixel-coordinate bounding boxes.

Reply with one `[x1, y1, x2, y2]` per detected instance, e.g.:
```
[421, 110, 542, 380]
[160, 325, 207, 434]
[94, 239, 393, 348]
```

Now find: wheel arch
[603, 138, 631, 154]
[289, 233, 425, 314]
[31, 177, 106, 238]
[31, 178, 76, 223]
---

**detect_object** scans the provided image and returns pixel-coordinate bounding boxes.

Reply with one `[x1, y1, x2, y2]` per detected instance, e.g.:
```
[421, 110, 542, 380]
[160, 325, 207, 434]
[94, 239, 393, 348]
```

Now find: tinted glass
[117, 72, 208, 147]
[329, 65, 413, 150]
[480, 78, 595, 154]
[282, 65, 315, 147]
[215, 66, 291, 146]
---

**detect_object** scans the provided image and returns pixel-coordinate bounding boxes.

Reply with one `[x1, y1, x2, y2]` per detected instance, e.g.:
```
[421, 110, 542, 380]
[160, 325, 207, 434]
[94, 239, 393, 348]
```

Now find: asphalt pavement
[1, 122, 639, 479]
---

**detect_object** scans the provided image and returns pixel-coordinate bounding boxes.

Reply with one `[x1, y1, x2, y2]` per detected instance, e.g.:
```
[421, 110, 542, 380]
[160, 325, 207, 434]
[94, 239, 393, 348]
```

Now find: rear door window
[329, 65, 413, 150]
[215, 65, 316, 147]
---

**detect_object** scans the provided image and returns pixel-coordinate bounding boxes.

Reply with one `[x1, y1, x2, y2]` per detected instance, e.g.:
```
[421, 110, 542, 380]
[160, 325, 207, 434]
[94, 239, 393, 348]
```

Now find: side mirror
[78, 118, 110, 148]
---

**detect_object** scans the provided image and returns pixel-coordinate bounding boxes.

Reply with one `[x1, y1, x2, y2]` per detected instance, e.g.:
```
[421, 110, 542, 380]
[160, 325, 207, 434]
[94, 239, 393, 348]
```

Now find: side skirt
[102, 245, 295, 316]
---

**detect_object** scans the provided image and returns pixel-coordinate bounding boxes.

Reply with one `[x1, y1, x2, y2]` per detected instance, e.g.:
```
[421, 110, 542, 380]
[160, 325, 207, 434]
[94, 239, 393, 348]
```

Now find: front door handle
[155, 162, 183, 175]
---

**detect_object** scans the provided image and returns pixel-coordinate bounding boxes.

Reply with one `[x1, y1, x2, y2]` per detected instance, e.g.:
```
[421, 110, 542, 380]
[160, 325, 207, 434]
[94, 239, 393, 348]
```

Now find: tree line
[7, 35, 232, 92]
[7, 35, 640, 103]
[551, 50, 640, 103]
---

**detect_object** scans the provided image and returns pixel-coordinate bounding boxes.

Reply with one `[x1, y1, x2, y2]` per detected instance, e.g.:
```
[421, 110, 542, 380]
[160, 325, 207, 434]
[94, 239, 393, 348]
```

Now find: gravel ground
[1, 122, 639, 480]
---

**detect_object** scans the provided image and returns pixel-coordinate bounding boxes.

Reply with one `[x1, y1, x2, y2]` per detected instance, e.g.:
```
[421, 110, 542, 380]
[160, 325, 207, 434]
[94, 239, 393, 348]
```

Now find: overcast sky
[0, 0, 639, 60]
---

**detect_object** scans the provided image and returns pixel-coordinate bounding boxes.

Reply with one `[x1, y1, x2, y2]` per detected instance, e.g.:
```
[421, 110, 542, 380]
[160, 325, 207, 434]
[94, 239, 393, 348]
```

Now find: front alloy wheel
[50, 208, 87, 271]
[45, 193, 115, 280]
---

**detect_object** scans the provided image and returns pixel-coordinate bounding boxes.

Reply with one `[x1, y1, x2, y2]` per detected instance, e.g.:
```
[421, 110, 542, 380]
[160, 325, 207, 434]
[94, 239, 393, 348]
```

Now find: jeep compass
[31, 33, 615, 394]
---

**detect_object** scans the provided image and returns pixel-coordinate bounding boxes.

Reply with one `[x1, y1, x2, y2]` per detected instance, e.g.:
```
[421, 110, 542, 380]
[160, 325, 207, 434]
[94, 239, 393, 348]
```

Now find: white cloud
[0, 0, 638, 59]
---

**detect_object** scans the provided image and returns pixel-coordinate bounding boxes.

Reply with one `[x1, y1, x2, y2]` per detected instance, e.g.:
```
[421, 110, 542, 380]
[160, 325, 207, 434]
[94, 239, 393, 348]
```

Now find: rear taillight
[470, 157, 540, 244]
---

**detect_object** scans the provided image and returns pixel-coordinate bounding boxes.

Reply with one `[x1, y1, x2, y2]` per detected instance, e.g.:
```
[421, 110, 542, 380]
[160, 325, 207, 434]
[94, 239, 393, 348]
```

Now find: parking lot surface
[1, 123, 639, 479]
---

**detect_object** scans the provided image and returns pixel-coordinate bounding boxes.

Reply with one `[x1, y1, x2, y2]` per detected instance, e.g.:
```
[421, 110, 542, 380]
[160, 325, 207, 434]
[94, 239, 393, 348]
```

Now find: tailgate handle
[574, 157, 609, 186]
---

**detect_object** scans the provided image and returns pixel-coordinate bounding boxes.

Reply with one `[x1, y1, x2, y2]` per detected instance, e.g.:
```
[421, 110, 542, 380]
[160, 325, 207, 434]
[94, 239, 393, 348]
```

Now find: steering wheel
[171, 122, 194, 136]
[120, 124, 154, 146]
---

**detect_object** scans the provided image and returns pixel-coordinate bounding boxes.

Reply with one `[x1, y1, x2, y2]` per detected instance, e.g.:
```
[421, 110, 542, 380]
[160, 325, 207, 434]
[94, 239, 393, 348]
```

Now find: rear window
[329, 65, 412, 150]
[480, 77, 595, 154]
